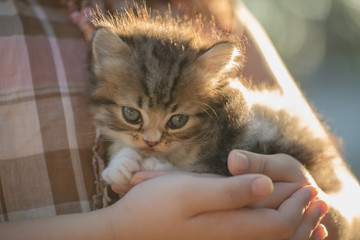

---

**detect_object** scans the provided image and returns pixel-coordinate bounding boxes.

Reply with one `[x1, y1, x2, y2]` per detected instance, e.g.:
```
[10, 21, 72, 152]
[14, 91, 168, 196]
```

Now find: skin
[112, 151, 329, 240]
[228, 151, 360, 240]
[0, 153, 327, 240]
[120, 149, 360, 240]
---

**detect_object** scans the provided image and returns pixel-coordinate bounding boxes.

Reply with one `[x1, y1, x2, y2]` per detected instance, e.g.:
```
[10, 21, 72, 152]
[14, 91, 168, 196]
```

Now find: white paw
[102, 148, 142, 185]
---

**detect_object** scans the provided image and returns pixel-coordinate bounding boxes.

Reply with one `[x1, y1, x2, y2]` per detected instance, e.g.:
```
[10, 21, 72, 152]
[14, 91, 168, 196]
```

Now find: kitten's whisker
[198, 106, 214, 122]
[198, 102, 219, 121]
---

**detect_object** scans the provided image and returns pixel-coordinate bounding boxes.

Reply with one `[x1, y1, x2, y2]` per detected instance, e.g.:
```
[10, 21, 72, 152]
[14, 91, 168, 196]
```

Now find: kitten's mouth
[142, 147, 157, 155]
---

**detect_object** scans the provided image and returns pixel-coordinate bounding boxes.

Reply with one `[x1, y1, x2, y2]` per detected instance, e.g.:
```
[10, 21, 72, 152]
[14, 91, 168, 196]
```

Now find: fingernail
[232, 151, 249, 173]
[309, 186, 319, 201]
[320, 201, 329, 217]
[322, 225, 328, 239]
[251, 176, 273, 198]
[312, 224, 328, 240]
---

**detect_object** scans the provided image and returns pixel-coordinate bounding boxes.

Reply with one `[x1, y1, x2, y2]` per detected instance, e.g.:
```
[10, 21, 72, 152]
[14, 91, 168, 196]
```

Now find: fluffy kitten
[89, 8, 341, 193]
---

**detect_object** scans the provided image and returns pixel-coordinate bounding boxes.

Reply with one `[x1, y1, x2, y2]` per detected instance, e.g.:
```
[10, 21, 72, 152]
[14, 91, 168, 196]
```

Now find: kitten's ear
[196, 42, 241, 74]
[92, 27, 130, 62]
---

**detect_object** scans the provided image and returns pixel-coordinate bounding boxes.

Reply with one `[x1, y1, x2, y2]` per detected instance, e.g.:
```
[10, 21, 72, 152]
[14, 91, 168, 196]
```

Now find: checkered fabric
[0, 0, 96, 221]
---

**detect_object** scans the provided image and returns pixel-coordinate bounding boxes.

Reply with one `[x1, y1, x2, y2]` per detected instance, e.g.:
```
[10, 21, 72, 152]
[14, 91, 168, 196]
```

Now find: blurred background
[241, 0, 360, 179]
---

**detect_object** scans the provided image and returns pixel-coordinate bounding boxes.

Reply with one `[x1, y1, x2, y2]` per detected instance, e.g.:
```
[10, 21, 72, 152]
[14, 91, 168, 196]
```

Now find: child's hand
[227, 150, 317, 209]
[108, 173, 326, 240]
[111, 151, 328, 239]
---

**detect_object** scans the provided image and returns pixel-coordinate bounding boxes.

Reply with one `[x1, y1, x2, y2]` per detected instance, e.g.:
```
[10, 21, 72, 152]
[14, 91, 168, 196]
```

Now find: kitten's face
[94, 94, 211, 159]
[89, 26, 242, 164]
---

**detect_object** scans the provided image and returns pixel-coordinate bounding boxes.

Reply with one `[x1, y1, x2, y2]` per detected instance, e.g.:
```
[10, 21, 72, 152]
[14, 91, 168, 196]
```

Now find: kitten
[88, 8, 341, 193]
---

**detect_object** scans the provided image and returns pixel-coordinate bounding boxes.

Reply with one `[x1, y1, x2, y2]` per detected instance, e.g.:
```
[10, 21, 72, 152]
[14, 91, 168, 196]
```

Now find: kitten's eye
[168, 115, 189, 129]
[122, 107, 142, 124]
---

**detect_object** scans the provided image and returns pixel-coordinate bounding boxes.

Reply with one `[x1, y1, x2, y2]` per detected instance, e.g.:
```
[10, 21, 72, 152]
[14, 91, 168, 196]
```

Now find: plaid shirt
[0, 0, 95, 221]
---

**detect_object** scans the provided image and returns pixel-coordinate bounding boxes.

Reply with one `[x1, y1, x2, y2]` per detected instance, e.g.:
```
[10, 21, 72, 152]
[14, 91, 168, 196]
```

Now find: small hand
[227, 150, 329, 240]
[111, 151, 329, 240]
[228, 150, 316, 209]
[107, 173, 324, 240]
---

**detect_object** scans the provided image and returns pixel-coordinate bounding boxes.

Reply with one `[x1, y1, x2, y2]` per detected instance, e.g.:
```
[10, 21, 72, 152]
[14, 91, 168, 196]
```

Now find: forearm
[0, 208, 111, 240]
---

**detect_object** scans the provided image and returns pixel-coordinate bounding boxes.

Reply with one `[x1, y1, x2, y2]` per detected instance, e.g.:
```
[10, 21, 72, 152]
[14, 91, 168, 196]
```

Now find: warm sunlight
[234, 2, 328, 140]
[225, 48, 242, 71]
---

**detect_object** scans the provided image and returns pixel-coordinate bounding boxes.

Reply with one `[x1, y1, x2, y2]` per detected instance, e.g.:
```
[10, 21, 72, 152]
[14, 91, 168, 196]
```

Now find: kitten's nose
[143, 128, 161, 147]
[144, 140, 158, 147]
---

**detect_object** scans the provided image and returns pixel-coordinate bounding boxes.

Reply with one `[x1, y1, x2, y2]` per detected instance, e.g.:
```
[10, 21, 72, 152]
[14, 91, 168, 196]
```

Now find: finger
[111, 184, 132, 194]
[310, 224, 328, 240]
[179, 174, 273, 215]
[290, 200, 329, 240]
[189, 186, 316, 239]
[249, 182, 300, 209]
[228, 150, 311, 183]
[130, 171, 183, 185]
[130, 171, 221, 185]
[277, 186, 319, 230]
